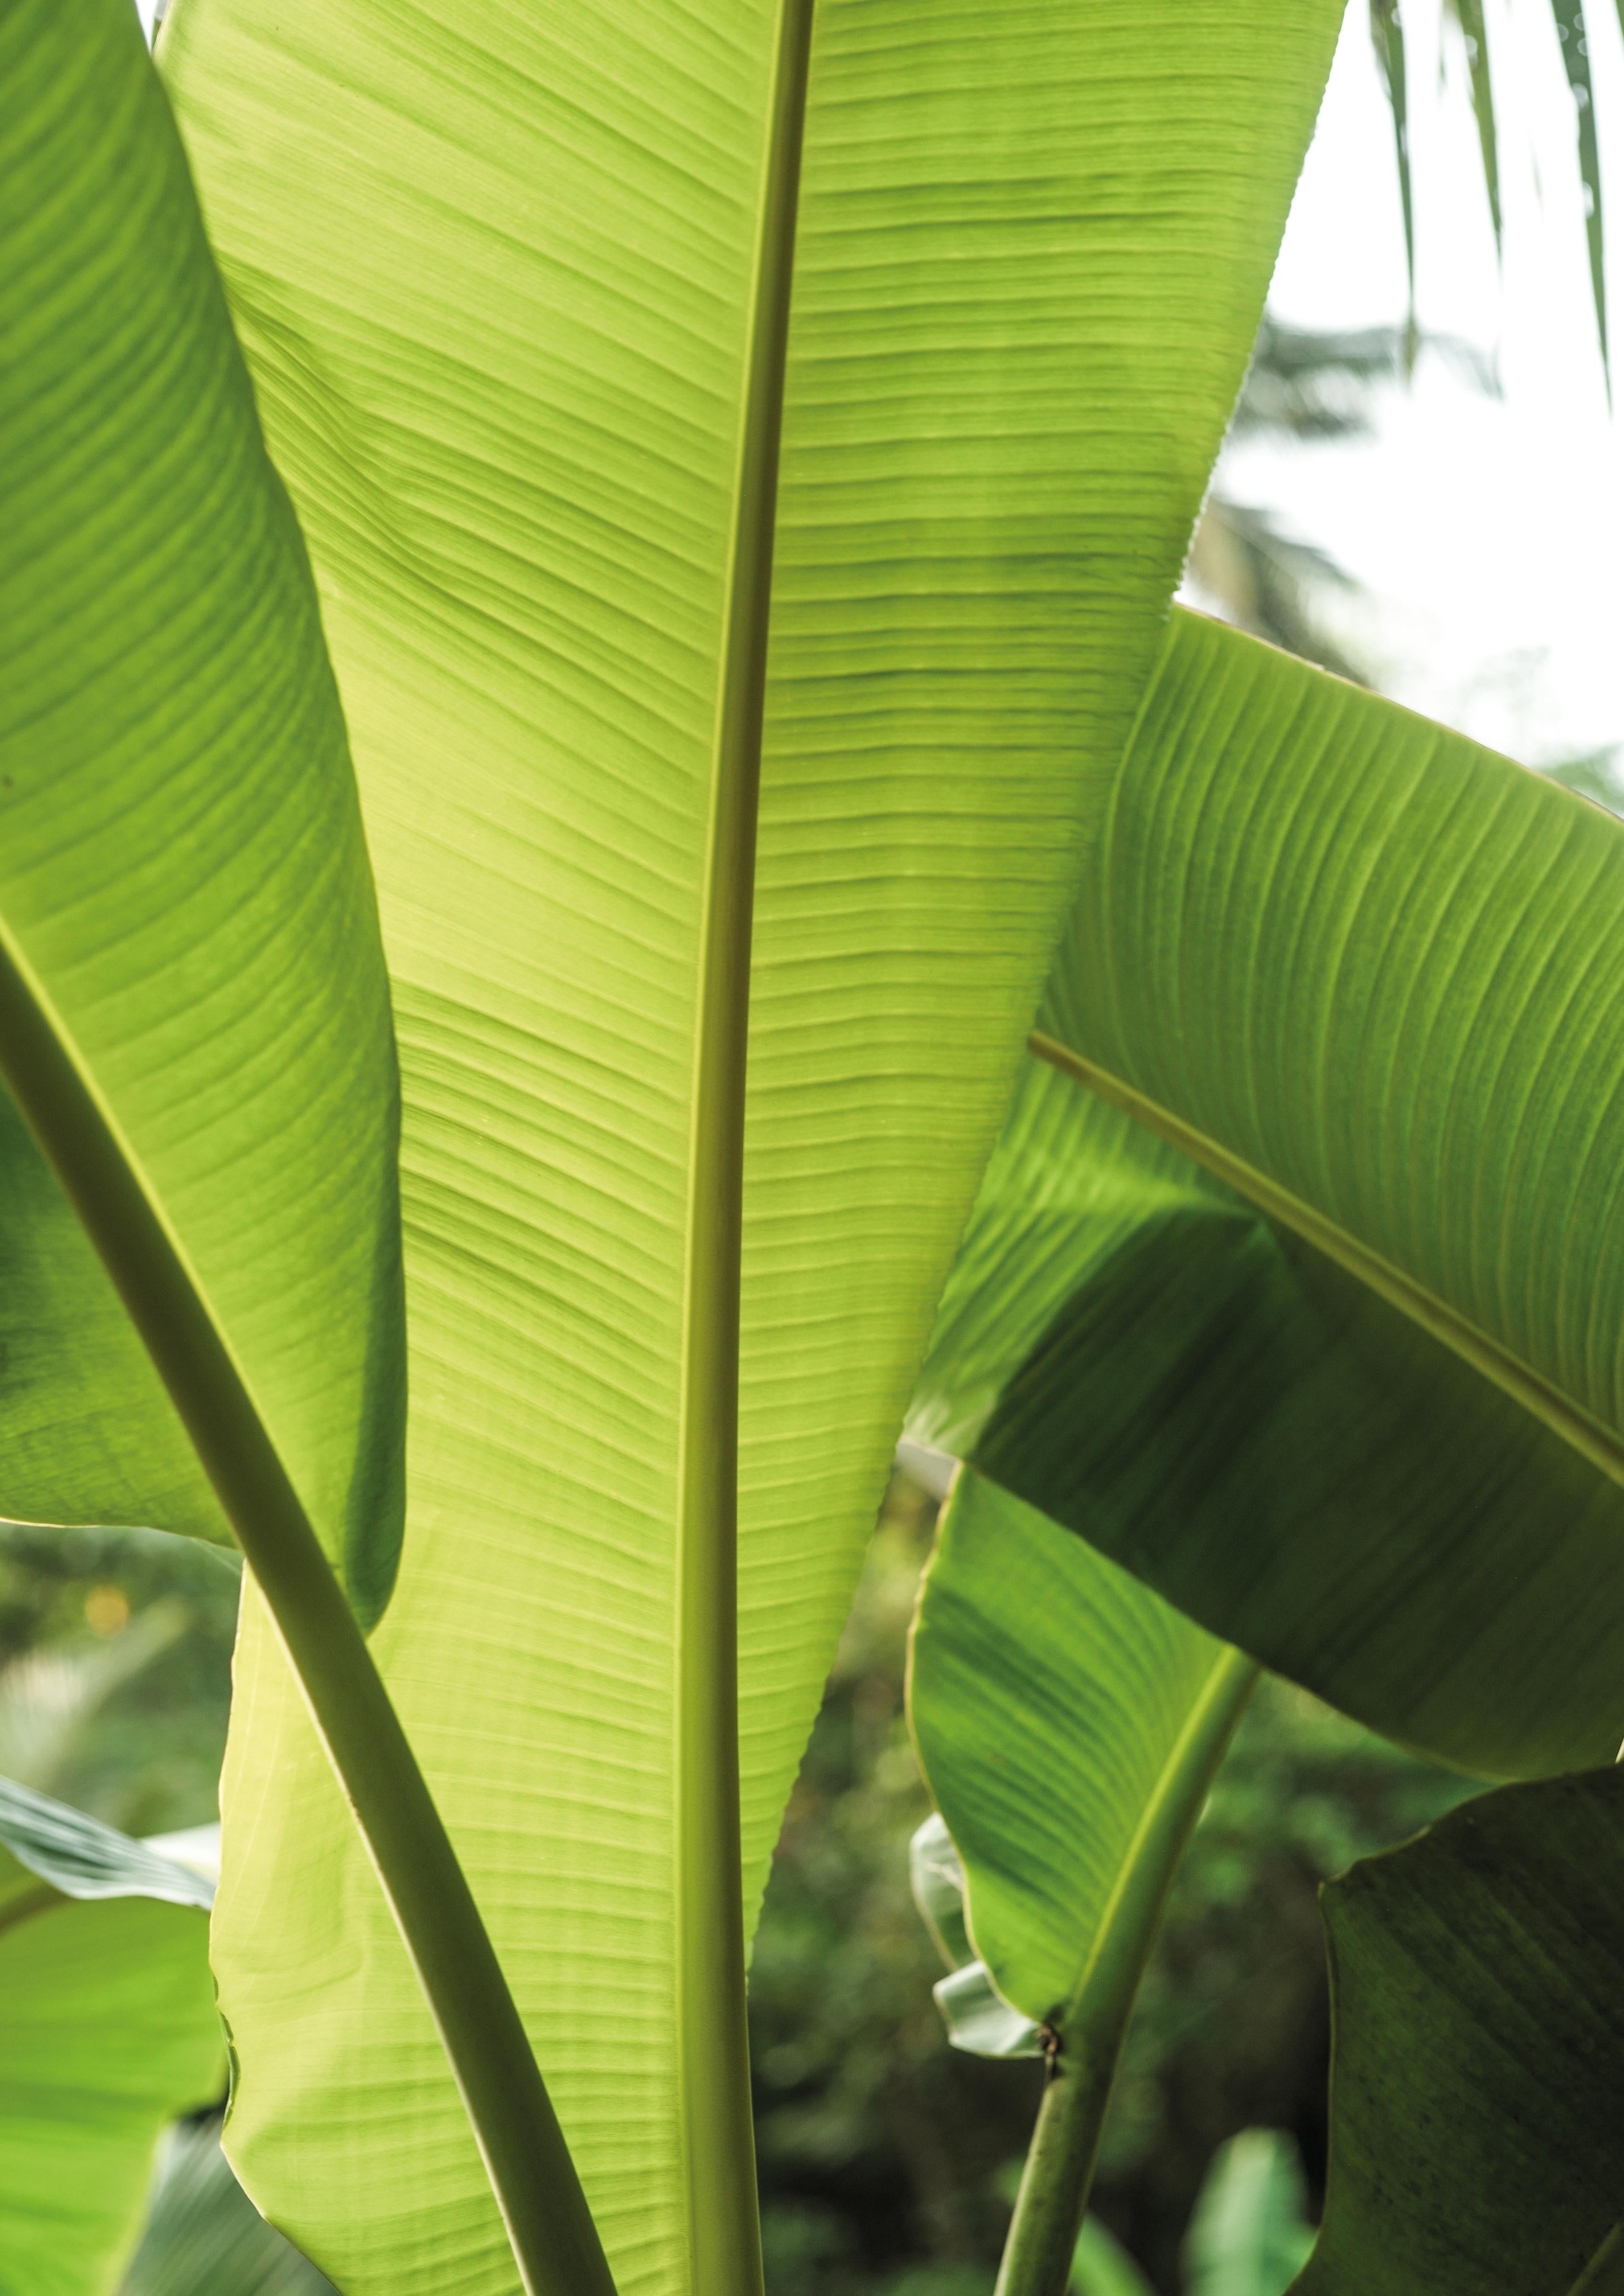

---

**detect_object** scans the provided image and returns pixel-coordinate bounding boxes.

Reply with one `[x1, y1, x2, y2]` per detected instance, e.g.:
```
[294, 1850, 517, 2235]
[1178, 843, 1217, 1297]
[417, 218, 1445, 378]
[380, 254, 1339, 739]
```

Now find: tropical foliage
[2, 0, 1621, 2293]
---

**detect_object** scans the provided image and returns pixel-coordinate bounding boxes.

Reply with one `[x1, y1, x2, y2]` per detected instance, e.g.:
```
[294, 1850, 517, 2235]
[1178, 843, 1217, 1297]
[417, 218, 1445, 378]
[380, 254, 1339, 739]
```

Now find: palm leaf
[1551, 0, 1610, 389]
[911, 605, 1624, 1779]
[1451, 0, 1503, 252]
[1368, 3, 1417, 364]
[152, 0, 1344, 2286]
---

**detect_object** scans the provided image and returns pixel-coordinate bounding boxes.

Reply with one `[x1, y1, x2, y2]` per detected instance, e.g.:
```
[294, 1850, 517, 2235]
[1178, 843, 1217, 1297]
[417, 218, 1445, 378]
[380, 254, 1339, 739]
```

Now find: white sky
[1204, 0, 1624, 766]
[144, 0, 1619, 762]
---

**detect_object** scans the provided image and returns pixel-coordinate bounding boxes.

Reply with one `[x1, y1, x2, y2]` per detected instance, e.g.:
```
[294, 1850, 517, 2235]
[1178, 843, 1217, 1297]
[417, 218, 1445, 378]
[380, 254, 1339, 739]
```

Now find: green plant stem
[995, 1650, 1259, 2296]
[0, 932, 614, 2296]
[675, 0, 814, 2287]
[996, 2041, 1117, 2296]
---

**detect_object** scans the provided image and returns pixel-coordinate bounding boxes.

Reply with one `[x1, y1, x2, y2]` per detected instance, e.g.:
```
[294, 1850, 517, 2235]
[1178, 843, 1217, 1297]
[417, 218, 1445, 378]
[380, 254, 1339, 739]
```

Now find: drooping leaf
[0, 0, 404, 1623]
[1185, 2132, 1315, 2296]
[156, 1, 1343, 2286]
[1291, 1767, 1624, 2296]
[0, 1781, 223, 2296]
[908, 1471, 1255, 2291]
[0, 1774, 214, 1911]
[910, 606, 1624, 1780]
[119, 2121, 337, 2296]
[911, 1474, 1255, 2036]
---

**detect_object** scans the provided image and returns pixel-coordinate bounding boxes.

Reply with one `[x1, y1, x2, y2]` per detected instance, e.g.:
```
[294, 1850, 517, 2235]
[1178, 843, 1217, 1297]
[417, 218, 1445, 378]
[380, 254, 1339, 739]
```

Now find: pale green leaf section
[1184, 2132, 1314, 2296]
[0, 0, 404, 1621]
[911, 607, 1624, 1777]
[160, 4, 1339, 2289]
[910, 1472, 1254, 2033]
[0, 1785, 223, 2296]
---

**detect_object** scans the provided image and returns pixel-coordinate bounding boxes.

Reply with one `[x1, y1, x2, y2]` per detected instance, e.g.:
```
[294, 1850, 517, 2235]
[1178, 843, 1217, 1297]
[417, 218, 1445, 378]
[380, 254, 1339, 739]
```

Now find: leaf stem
[0, 932, 614, 2296]
[995, 2038, 1117, 2296]
[675, 0, 815, 2287]
[993, 1650, 1258, 2296]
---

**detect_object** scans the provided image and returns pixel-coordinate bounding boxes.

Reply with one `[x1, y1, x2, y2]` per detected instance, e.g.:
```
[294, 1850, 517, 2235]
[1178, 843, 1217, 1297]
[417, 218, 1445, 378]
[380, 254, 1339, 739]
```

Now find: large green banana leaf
[1292, 1768, 1624, 2296]
[0, 0, 404, 1623]
[149, 1, 1339, 2287]
[909, 1470, 1254, 2290]
[0, 1779, 223, 2296]
[911, 605, 1624, 1779]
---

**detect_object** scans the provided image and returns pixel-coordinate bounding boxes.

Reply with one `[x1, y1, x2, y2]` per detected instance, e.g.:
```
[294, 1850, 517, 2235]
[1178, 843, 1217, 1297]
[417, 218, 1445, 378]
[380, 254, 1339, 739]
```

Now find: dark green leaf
[1293, 1768, 1624, 2296]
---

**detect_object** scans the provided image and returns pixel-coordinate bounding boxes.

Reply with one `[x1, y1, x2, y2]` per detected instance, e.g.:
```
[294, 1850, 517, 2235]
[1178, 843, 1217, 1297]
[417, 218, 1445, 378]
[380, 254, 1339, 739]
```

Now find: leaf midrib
[1059, 1646, 1257, 2038]
[1027, 1029, 1624, 1493]
[672, 3, 817, 2289]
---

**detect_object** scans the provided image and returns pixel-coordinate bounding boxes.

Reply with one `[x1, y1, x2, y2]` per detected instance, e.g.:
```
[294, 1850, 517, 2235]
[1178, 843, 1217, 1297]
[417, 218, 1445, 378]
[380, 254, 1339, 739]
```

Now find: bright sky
[1206, 0, 1624, 767]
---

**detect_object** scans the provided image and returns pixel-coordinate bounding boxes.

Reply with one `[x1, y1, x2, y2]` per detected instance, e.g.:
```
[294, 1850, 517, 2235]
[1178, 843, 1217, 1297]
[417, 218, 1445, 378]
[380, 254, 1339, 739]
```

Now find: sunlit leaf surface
[158, 0, 1341, 2284]
[0, 1782, 222, 2296]
[0, 0, 404, 1622]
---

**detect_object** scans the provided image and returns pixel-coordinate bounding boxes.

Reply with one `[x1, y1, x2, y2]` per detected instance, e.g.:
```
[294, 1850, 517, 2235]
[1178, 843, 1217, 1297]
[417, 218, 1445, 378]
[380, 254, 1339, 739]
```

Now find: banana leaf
[144, 0, 1346, 2285]
[0, 0, 404, 1623]
[911, 606, 1624, 1779]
